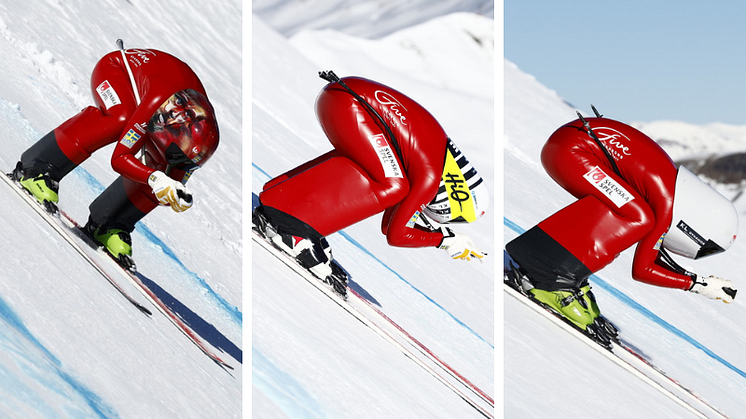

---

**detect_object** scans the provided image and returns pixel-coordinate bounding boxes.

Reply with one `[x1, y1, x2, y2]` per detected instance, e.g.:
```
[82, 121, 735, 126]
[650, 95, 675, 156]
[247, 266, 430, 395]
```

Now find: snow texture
[0, 1, 241, 418]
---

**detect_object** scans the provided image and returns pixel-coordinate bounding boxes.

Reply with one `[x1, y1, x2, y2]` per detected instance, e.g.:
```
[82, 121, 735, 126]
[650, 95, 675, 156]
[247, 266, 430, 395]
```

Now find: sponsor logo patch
[95, 80, 121, 110]
[676, 220, 706, 247]
[374, 90, 408, 127]
[583, 166, 634, 208]
[368, 133, 403, 178]
[594, 127, 633, 161]
[120, 129, 141, 149]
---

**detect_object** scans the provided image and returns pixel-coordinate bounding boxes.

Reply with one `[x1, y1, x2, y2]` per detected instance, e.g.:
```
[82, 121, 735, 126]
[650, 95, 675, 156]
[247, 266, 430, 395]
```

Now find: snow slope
[505, 58, 746, 418]
[0, 1, 241, 418]
[252, 11, 494, 419]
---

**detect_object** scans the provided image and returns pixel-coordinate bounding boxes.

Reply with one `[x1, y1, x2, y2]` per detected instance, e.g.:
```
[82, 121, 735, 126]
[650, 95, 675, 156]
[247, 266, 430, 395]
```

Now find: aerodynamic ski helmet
[147, 89, 219, 172]
[422, 138, 489, 224]
[662, 166, 738, 259]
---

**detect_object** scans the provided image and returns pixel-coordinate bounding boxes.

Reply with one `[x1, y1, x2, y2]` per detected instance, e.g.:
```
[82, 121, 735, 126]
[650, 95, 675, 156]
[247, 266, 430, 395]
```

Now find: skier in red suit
[13, 45, 219, 268]
[506, 115, 738, 342]
[253, 72, 489, 295]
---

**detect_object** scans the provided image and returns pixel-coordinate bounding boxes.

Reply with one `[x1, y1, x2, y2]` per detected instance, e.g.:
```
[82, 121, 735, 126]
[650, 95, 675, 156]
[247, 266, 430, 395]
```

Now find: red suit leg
[539, 134, 655, 273]
[507, 134, 655, 290]
[260, 155, 408, 238]
[20, 52, 137, 178]
[56, 53, 137, 164]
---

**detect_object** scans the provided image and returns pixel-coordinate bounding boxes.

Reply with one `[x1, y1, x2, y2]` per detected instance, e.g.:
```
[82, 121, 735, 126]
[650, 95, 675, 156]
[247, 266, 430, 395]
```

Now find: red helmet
[147, 89, 219, 171]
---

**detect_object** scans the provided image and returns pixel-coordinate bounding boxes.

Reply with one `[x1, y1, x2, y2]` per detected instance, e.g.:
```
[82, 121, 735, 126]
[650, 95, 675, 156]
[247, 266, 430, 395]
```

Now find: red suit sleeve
[379, 131, 446, 248]
[631, 227, 695, 290]
[110, 102, 163, 184]
[380, 169, 444, 248]
[631, 189, 694, 290]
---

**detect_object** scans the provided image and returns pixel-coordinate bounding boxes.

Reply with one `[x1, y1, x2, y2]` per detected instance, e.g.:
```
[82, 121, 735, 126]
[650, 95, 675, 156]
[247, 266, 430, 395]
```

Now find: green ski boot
[529, 285, 600, 331]
[18, 173, 60, 212]
[92, 227, 135, 270]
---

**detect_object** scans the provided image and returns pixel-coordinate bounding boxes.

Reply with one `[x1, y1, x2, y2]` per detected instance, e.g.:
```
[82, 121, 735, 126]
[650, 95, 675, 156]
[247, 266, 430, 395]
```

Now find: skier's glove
[147, 170, 193, 213]
[438, 227, 486, 262]
[689, 275, 737, 303]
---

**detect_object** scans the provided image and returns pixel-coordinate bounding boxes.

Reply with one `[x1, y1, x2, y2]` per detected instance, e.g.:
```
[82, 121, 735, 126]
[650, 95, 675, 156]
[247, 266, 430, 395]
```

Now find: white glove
[147, 170, 193, 213]
[438, 227, 486, 262]
[690, 275, 737, 303]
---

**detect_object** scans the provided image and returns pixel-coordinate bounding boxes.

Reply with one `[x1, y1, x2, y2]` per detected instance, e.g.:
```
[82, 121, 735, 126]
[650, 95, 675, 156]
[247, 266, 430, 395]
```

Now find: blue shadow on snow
[135, 272, 242, 364]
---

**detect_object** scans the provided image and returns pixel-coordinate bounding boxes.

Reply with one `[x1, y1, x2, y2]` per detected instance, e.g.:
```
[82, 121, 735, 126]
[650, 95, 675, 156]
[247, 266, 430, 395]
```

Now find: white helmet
[423, 139, 489, 224]
[662, 166, 739, 259]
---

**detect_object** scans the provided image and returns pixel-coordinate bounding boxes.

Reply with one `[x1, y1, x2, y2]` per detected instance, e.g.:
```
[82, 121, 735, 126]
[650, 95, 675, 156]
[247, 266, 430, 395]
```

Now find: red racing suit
[55, 48, 209, 212]
[508, 117, 693, 291]
[259, 77, 449, 247]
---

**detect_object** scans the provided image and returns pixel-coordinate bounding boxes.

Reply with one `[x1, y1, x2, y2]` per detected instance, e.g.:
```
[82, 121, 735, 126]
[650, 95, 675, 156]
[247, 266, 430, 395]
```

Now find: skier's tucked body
[13, 46, 220, 267]
[253, 73, 490, 294]
[506, 116, 738, 340]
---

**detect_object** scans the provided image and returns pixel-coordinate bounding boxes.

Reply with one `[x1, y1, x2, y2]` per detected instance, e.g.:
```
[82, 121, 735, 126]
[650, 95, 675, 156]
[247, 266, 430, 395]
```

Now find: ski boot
[84, 219, 136, 270]
[12, 162, 60, 213]
[253, 206, 348, 298]
[530, 285, 616, 348]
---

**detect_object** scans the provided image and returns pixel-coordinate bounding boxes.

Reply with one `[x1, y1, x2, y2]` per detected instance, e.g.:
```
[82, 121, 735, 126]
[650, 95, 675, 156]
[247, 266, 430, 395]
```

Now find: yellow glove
[438, 227, 487, 262]
[147, 170, 193, 213]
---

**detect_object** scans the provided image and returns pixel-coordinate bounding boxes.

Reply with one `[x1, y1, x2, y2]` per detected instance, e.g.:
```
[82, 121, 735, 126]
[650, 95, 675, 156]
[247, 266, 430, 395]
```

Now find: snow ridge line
[504, 283, 723, 419]
[504, 216, 746, 381]
[253, 162, 492, 348]
[253, 231, 493, 418]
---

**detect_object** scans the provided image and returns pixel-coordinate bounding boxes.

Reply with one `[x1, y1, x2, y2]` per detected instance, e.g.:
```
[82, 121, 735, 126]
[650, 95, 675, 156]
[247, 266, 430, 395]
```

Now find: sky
[505, 0, 746, 125]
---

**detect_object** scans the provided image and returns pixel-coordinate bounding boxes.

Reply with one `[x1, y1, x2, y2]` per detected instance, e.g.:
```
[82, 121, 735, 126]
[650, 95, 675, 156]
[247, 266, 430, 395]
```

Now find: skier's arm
[110, 106, 160, 184]
[631, 230, 694, 290]
[382, 203, 444, 248]
[381, 172, 443, 248]
[633, 229, 737, 302]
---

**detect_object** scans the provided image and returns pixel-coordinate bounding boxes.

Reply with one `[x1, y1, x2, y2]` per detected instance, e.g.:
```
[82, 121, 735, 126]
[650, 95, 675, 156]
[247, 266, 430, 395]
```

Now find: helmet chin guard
[662, 166, 738, 259]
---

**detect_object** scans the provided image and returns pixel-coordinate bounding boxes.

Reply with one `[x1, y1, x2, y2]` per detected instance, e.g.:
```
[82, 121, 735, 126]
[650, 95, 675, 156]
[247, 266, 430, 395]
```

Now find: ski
[61, 211, 234, 371]
[1, 172, 152, 316]
[503, 256, 731, 419]
[2, 172, 234, 371]
[252, 227, 494, 418]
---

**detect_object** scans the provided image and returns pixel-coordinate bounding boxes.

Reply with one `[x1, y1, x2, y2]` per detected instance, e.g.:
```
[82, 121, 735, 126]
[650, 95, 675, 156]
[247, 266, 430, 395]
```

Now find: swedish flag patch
[120, 129, 141, 149]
